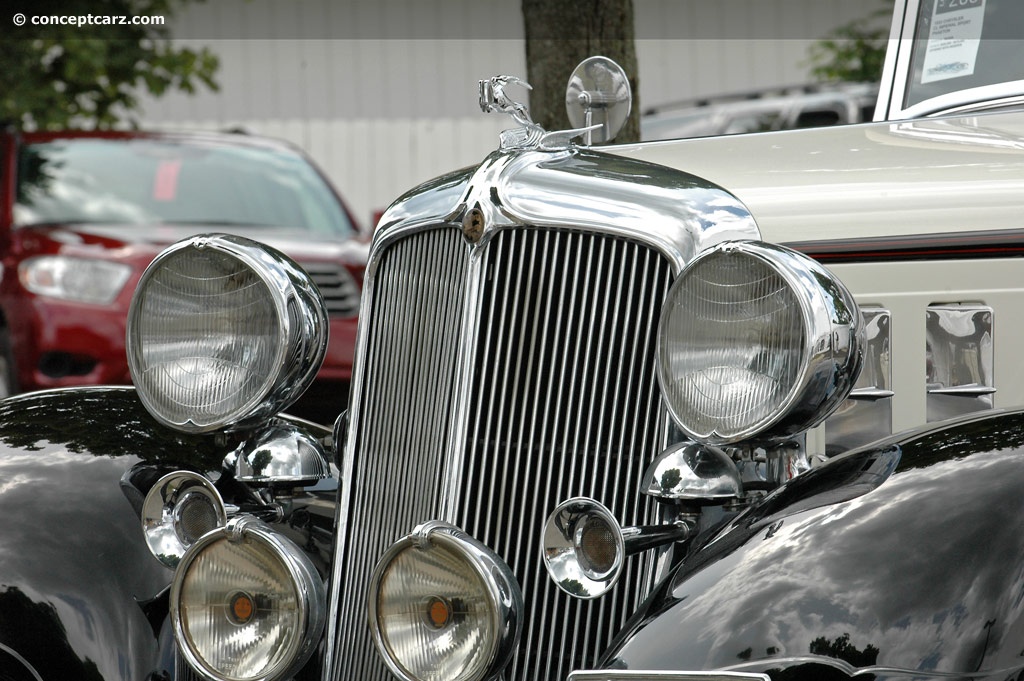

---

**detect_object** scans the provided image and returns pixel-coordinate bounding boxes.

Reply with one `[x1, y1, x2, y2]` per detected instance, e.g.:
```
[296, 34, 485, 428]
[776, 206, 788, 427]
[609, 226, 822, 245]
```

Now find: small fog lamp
[170, 517, 326, 681]
[368, 521, 523, 681]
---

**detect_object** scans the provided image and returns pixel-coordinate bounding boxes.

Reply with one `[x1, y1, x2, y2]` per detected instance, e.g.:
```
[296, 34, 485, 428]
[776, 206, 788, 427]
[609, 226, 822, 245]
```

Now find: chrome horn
[542, 497, 691, 599]
[142, 471, 227, 569]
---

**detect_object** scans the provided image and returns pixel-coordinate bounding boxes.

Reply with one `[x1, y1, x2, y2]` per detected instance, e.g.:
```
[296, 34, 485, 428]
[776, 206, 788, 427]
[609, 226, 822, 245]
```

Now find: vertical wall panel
[139, 0, 892, 232]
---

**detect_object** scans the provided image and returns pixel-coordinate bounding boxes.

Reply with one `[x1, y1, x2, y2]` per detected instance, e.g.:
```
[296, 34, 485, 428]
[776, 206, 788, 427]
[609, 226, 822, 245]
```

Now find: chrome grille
[331, 225, 673, 681]
[300, 261, 360, 317]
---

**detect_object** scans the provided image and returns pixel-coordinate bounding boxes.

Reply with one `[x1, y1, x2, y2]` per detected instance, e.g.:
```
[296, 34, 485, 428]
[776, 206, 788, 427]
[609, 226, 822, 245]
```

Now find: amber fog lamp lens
[369, 523, 522, 681]
[170, 519, 326, 681]
[127, 234, 328, 433]
[657, 240, 862, 444]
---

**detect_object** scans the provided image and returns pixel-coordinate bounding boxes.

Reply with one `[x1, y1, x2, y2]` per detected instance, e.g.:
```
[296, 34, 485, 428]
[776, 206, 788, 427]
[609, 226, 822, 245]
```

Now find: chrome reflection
[926, 304, 995, 422]
[827, 307, 893, 454]
[142, 471, 227, 569]
[234, 423, 332, 485]
[642, 442, 742, 501]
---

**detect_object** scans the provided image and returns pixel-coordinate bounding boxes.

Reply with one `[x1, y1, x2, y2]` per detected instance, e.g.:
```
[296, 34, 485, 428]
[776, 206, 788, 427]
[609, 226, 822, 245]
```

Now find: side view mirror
[565, 56, 632, 145]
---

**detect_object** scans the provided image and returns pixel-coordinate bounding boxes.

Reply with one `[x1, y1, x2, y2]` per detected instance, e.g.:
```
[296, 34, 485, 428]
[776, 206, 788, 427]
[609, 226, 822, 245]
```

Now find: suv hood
[611, 110, 1024, 245]
[16, 223, 367, 262]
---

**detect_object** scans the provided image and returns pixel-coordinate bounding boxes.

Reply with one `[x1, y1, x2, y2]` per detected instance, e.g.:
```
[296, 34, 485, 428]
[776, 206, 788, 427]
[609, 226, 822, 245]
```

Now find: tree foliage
[807, 3, 893, 83]
[1, 0, 218, 130]
[521, 0, 639, 143]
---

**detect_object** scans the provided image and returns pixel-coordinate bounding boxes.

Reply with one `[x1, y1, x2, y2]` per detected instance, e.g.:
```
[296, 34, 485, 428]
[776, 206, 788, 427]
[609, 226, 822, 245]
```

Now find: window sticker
[920, 0, 985, 84]
[152, 159, 182, 201]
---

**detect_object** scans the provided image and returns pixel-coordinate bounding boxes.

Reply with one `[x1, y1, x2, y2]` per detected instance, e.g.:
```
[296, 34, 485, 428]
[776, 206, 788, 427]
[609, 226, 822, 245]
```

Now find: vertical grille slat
[332, 226, 673, 681]
[333, 228, 468, 679]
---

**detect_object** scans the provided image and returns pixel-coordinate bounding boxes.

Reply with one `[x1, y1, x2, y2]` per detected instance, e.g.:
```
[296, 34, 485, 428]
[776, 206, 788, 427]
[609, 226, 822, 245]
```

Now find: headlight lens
[369, 522, 522, 681]
[19, 256, 131, 304]
[657, 240, 862, 444]
[171, 518, 325, 681]
[127, 234, 328, 432]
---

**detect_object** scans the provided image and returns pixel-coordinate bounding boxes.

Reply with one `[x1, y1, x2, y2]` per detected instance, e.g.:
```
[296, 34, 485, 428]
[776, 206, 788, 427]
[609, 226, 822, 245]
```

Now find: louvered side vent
[300, 261, 361, 317]
[331, 226, 673, 681]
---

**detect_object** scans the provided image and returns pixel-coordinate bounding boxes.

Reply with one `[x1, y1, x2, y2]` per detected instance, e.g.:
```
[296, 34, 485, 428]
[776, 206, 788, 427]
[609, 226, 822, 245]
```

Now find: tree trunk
[522, 0, 639, 143]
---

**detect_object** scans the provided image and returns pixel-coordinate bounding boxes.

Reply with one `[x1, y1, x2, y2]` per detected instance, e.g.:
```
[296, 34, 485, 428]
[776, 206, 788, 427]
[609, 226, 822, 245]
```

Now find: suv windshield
[906, 0, 1024, 110]
[15, 137, 355, 237]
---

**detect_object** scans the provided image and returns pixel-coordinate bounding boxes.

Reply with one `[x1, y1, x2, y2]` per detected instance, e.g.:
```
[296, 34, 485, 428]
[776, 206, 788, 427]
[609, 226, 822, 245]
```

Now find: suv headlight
[657, 240, 863, 444]
[171, 517, 326, 681]
[19, 256, 132, 304]
[126, 234, 328, 433]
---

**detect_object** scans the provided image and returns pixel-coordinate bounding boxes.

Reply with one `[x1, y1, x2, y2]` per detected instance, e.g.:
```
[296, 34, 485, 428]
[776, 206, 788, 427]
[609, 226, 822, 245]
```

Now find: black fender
[603, 408, 1024, 681]
[0, 387, 336, 681]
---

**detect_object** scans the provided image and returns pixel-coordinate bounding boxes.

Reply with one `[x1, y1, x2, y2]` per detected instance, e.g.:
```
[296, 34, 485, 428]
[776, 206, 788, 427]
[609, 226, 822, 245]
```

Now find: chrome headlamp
[127, 234, 328, 433]
[170, 516, 326, 681]
[657, 241, 863, 444]
[368, 521, 523, 681]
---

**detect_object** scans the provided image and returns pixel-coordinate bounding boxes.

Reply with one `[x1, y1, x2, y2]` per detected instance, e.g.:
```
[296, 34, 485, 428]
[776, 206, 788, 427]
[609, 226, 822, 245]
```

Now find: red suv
[0, 129, 365, 412]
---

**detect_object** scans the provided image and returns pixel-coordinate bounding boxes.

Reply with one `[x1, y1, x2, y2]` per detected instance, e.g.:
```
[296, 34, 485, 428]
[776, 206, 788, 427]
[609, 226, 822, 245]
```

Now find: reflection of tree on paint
[809, 632, 880, 667]
[0, 388, 231, 470]
[0, 586, 105, 680]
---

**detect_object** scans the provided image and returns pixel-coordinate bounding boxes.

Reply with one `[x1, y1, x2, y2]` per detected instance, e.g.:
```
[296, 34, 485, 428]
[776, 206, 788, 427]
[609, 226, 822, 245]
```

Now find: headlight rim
[656, 239, 862, 445]
[169, 516, 326, 681]
[126, 233, 329, 434]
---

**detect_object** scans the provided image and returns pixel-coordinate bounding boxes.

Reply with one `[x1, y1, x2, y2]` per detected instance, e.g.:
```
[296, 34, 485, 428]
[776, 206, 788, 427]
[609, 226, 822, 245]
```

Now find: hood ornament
[479, 75, 545, 150]
[480, 57, 633, 151]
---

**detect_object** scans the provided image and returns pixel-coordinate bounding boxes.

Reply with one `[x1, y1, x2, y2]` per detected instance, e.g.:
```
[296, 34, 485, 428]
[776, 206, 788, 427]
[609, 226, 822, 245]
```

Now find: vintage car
[2, 0, 1023, 680]
[0, 129, 365, 419]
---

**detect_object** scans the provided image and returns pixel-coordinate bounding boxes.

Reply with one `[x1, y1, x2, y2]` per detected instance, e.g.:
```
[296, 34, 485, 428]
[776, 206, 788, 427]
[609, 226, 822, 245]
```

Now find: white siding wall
[139, 0, 892, 225]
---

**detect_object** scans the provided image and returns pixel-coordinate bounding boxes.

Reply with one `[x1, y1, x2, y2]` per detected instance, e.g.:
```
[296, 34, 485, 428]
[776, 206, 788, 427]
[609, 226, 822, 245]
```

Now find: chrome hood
[610, 110, 1024, 245]
[376, 146, 760, 273]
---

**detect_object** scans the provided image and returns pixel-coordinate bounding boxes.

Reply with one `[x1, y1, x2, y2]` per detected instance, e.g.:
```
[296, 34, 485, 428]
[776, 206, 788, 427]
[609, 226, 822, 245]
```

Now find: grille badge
[463, 206, 485, 244]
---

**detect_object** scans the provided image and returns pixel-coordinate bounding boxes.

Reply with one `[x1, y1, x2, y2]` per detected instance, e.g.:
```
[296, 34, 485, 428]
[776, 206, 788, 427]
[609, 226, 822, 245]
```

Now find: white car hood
[610, 110, 1024, 245]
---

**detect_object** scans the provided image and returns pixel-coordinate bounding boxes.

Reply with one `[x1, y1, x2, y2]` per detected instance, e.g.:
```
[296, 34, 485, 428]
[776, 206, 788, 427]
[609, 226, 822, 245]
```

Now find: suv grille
[330, 225, 673, 681]
[299, 261, 360, 317]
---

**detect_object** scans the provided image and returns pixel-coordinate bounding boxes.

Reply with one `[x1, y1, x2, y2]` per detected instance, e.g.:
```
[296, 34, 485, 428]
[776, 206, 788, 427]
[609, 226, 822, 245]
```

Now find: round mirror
[565, 56, 632, 145]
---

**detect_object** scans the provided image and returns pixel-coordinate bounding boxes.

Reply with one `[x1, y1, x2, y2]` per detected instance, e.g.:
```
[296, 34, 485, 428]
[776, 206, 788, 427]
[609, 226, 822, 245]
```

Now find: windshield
[15, 137, 355, 237]
[906, 0, 1024, 110]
